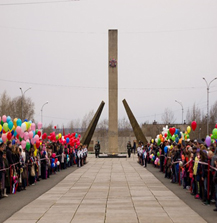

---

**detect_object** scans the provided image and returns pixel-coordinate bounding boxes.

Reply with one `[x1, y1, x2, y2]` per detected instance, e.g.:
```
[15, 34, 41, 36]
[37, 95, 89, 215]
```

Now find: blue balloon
[6, 116, 11, 123]
[17, 119, 22, 127]
[178, 133, 182, 139]
[52, 158, 55, 163]
[12, 139, 16, 145]
[175, 129, 180, 135]
[175, 137, 179, 143]
[52, 163, 55, 168]
[164, 146, 168, 154]
[14, 130, 17, 137]
[29, 120, 32, 124]
[75, 133, 78, 138]
[153, 155, 155, 160]
[0, 138, 3, 143]
[24, 119, 28, 122]
[66, 137, 69, 143]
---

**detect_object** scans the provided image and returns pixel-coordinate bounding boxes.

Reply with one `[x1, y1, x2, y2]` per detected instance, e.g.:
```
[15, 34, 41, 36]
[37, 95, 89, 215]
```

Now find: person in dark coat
[127, 141, 132, 158]
[94, 141, 100, 158]
[6, 141, 13, 166]
[0, 142, 5, 199]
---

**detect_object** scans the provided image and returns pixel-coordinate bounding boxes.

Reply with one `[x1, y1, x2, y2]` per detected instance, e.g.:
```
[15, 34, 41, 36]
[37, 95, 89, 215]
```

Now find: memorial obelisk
[108, 29, 118, 154]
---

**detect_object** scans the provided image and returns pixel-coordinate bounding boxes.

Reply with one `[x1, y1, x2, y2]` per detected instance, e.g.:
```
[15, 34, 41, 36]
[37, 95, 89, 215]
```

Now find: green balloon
[1, 120, 4, 125]
[211, 135, 214, 139]
[172, 135, 175, 141]
[157, 152, 160, 157]
[26, 142, 30, 151]
[212, 128, 217, 139]
[19, 136, 22, 142]
[3, 123, 9, 132]
[187, 134, 190, 139]
[56, 135, 58, 140]
[35, 129, 38, 134]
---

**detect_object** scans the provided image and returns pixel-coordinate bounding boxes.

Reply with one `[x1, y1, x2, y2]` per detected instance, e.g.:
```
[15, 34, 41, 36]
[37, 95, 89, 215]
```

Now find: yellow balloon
[0, 125, 2, 132]
[34, 149, 37, 157]
[187, 126, 191, 134]
[59, 133, 62, 139]
[13, 118, 17, 128]
[151, 139, 154, 143]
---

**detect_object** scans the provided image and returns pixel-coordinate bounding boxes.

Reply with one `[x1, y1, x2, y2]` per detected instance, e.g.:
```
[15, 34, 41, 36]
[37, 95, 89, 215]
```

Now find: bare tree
[0, 91, 11, 116]
[43, 122, 54, 135]
[81, 110, 94, 130]
[210, 101, 217, 124]
[186, 103, 202, 124]
[161, 108, 176, 124]
[0, 91, 34, 120]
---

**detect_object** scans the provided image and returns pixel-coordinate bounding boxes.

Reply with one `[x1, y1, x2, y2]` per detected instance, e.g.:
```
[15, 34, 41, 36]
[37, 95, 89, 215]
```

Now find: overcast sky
[0, 0, 217, 127]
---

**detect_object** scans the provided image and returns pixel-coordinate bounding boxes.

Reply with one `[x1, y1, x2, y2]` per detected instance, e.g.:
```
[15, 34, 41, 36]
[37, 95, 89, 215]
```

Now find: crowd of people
[135, 138, 217, 212]
[0, 140, 88, 199]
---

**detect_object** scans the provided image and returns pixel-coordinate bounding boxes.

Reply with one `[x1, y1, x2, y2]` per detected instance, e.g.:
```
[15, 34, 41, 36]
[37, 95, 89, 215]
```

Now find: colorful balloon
[16, 119, 22, 127]
[3, 123, 9, 132]
[21, 123, 26, 132]
[31, 123, 36, 131]
[187, 126, 191, 134]
[2, 115, 6, 123]
[38, 122, 42, 130]
[191, 121, 197, 131]
[205, 136, 211, 147]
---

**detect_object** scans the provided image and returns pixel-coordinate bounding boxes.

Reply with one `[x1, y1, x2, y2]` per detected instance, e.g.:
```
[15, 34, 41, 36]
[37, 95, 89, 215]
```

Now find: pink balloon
[29, 131, 33, 139]
[34, 135, 39, 141]
[16, 126, 22, 135]
[38, 122, 42, 130]
[2, 115, 6, 123]
[24, 132, 29, 141]
[26, 139, 30, 144]
[0, 117, 1, 122]
[21, 140, 26, 149]
[31, 138, 35, 145]
[31, 123, 36, 131]
[2, 133, 7, 142]
[20, 131, 24, 138]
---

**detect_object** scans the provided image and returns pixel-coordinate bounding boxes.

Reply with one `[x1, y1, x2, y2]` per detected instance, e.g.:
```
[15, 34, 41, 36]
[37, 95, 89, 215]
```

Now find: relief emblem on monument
[109, 58, 117, 68]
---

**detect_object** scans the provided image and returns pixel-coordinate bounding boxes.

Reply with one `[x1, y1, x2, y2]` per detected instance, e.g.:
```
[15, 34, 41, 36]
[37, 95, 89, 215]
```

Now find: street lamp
[175, 100, 184, 124]
[203, 77, 217, 135]
[41, 101, 48, 135]
[19, 87, 31, 121]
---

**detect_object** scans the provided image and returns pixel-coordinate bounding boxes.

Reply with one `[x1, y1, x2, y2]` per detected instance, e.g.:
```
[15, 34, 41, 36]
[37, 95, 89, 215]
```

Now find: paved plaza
[4, 155, 206, 223]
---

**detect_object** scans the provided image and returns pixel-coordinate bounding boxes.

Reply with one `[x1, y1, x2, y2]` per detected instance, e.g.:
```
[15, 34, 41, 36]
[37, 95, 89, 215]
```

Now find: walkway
[4, 155, 206, 223]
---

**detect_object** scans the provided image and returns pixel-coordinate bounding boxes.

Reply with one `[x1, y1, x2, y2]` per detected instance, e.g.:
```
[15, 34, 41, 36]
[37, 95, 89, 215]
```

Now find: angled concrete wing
[122, 99, 148, 144]
[80, 101, 105, 147]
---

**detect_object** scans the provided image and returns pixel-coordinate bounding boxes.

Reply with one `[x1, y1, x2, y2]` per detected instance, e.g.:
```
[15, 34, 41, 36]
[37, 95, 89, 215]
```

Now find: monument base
[99, 154, 127, 158]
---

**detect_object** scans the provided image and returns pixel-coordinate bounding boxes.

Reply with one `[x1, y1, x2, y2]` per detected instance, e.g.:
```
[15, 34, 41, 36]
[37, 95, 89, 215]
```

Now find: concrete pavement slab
[3, 154, 208, 223]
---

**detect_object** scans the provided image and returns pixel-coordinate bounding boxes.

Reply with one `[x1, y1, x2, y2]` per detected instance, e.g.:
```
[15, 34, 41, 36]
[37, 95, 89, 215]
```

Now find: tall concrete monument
[108, 30, 118, 154]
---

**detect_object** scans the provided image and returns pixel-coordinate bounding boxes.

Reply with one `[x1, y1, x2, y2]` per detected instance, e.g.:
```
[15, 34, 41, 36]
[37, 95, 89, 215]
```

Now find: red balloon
[215, 124, 217, 128]
[164, 133, 167, 138]
[36, 140, 40, 148]
[191, 121, 197, 131]
[42, 133, 47, 140]
[54, 126, 56, 129]
[7, 132, 12, 140]
[169, 127, 176, 136]
[37, 131, 41, 137]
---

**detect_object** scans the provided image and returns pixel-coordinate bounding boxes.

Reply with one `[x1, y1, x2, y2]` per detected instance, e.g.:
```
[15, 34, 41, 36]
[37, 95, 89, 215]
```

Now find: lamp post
[19, 87, 31, 121]
[41, 101, 48, 135]
[203, 77, 217, 135]
[175, 100, 184, 124]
